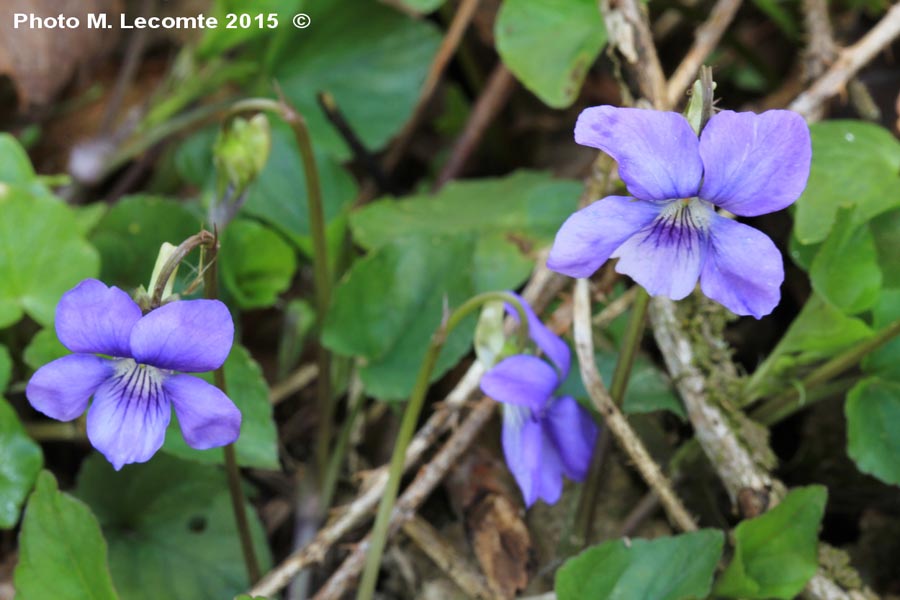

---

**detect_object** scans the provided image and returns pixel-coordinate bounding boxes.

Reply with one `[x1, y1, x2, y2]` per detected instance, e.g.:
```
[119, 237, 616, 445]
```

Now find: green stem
[203, 235, 262, 584]
[356, 291, 529, 600]
[320, 370, 366, 511]
[149, 231, 216, 309]
[750, 377, 859, 425]
[751, 317, 900, 423]
[228, 97, 335, 488]
[24, 421, 84, 441]
[563, 287, 650, 553]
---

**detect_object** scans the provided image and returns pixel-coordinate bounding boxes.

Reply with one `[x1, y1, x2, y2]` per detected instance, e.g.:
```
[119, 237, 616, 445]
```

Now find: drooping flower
[547, 107, 811, 318]
[479, 293, 598, 507]
[26, 279, 241, 470]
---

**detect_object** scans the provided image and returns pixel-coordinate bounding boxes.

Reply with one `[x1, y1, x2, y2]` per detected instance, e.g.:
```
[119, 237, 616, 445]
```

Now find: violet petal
[700, 214, 784, 318]
[612, 203, 711, 300]
[699, 110, 812, 217]
[164, 374, 241, 450]
[574, 106, 703, 201]
[26, 354, 113, 421]
[130, 299, 234, 372]
[55, 279, 142, 358]
[548, 196, 663, 279]
[86, 365, 171, 470]
[503, 292, 570, 378]
[501, 406, 564, 507]
[481, 355, 558, 413]
[543, 395, 598, 481]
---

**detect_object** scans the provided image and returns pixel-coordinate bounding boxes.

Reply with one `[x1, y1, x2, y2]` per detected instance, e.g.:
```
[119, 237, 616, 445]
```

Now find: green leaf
[870, 207, 900, 288]
[241, 122, 359, 248]
[0, 187, 100, 327]
[749, 294, 874, 399]
[0, 398, 43, 528]
[393, 0, 445, 13]
[496, 0, 607, 108]
[162, 344, 278, 469]
[555, 529, 723, 600]
[861, 289, 900, 382]
[749, 0, 799, 38]
[325, 234, 530, 399]
[220, 219, 297, 309]
[794, 121, 900, 245]
[809, 207, 881, 314]
[773, 293, 872, 363]
[351, 171, 581, 249]
[845, 378, 900, 485]
[272, 0, 441, 158]
[0, 133, 37, 184]
[715, 486, 826, 599]
[15, 471, 119, 600]
[197, 0, 303, 58]
[75, 453, 270, 600]
[0, 344, 10, 392]
[24, 327, 68, 372]
[89, 195, 201, 291]
[324, 173, 580, 399]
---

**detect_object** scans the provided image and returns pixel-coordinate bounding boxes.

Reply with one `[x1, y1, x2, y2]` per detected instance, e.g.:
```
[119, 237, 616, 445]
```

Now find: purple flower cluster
[26, 279, 241, 470]
[480, 294, 597, 507]
[548, 106, 811, 318]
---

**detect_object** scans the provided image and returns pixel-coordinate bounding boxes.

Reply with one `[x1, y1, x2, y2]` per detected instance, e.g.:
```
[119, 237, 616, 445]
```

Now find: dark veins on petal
[110, 363, 165, 425]
[643, 203, 706, 255]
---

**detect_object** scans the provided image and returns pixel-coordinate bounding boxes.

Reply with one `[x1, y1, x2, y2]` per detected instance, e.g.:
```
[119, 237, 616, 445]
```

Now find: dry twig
[572, 279, 698, 533]
[434, 64, 517, 188]
[248, 262, 565, 597]
[649, 298, 777, 505]
[790, 3, 900, 119]
[384, 0, 482, 174]
[401, 515, 495, 600]
[311, 396, 498, 599]
[665, 0, 744, 109]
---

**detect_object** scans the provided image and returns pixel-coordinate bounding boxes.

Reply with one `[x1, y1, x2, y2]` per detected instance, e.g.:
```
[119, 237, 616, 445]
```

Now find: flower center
[639, 197, 711, 250]
[111, 359, 166, 408]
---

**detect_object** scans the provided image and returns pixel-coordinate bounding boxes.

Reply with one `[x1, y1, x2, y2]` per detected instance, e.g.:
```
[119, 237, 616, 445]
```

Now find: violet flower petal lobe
[55, 279, 142, 358]
[505, 291, 571, 377]
[86, 370, 171, 470]
[575, 106, 702, 201]
[612, 203, 712, 300]
[699, 110, 812, 216]
[543, 395, 598, 481]
[130, 299, 234, 372]
[165, 374, 242, 450]
[548, 195, 663, 279]
[700, 214, 784, 318]
[480, 355, 559, 413]
[501, 409, 547, 507]
[26, 354, 113, 421]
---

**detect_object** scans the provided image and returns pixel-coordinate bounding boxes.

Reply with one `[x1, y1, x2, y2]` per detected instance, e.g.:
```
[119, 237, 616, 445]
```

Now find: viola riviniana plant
[547, 107, 812, 318]
[26, 279, 241, 470]
[480, 293, 598, 507]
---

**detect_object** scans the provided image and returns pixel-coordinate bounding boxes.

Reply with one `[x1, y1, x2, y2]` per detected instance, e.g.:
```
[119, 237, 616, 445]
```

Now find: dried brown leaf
[0, 0, 120, 107]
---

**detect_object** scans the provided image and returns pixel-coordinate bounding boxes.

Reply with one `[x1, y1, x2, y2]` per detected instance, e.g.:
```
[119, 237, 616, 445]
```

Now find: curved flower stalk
[26, 278, 241, 470]
[479, 293, 598, 507]
[548, 107, 812, 318]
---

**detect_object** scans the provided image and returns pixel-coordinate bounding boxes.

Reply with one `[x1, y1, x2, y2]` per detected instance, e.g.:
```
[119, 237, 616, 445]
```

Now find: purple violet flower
[26, 279, 241, 470]
[547, 107, 812, 318]
[480, 294, 598, 507]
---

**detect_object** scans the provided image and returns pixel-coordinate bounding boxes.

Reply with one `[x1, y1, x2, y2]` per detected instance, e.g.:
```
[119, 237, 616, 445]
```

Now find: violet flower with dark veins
[26, 279, 241, 470]
[480, 293, 598, 507]
[548, 107, 812, 318]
